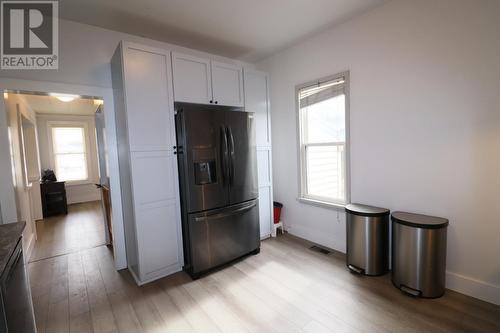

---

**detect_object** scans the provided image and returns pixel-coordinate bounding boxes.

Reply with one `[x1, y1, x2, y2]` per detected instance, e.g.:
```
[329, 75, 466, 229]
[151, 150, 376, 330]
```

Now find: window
[51, 126, 88, 182]
[297, 73, 349, 206]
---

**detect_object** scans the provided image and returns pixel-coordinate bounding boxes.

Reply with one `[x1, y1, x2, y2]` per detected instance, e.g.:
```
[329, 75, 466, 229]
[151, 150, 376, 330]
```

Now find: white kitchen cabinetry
[172, 52, 244, 107]
[171, 53, 212, 105]
[244, 69, 274, 239]
[211, 61, 244, 106]
[111, 41, 183, 285]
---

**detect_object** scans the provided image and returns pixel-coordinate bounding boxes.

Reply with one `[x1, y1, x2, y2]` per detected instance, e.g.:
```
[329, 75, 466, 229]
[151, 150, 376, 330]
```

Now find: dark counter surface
[0, 221, 25, 275]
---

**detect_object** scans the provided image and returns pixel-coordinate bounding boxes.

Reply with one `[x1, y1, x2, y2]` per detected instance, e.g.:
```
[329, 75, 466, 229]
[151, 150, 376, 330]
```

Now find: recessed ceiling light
[50, 93, 79, 102]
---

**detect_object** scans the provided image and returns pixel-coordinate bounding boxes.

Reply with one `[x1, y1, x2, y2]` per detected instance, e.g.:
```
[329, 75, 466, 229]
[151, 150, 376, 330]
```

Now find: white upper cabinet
[172, 52, 244, 107]
[172, 53, 212, 104]
[211, 61, 244, 107]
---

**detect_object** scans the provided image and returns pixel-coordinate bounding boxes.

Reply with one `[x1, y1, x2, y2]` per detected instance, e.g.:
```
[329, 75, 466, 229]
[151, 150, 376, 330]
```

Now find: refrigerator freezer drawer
[188, 199, 260, 275]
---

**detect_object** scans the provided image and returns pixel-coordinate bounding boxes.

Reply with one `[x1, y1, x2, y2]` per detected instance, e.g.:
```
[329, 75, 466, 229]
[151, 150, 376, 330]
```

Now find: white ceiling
[19, 94, 100, 116]
[59, 0, 388, 62]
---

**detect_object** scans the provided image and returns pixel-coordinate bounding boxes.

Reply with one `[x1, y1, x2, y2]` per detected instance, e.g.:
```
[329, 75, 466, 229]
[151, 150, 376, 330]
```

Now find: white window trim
[295, 71, 351, 210]
[46, 120, 94, 186]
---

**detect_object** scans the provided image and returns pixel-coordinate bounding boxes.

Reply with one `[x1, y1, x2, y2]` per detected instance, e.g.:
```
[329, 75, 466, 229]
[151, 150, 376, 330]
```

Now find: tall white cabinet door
[244, 70, 271, 146]
[118, 42, 183, 284]
[211, 61, 244, 107]
[136, 201, 181, 279]
[258, 186, 272, 237]
[245, 69, 273, 239]
[123, 45, 175, 151]
[130, 151, 183, 281]
[257, 149, 273, 238]
[257, 150, 272, 187]
[172, 53, 212, 104]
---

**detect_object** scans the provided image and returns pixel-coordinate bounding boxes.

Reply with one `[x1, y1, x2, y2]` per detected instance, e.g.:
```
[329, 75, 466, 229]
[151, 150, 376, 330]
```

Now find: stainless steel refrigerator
[175, 102, 260, 278]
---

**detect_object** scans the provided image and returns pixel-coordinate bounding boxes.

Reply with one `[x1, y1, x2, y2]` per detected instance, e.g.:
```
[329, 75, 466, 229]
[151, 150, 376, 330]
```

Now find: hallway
[30, 201, 106, 262]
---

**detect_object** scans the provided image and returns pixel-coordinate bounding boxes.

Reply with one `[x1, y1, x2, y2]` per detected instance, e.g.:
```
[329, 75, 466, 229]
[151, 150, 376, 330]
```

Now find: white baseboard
[446, 271, 500, 305]
[286, 226, 346, 254]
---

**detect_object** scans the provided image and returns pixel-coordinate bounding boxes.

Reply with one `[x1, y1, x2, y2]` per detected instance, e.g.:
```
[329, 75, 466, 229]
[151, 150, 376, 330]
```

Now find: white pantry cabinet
[111, 41, 183, 285]
[244, 69, 274, 239]
[172, 52, 244, 107]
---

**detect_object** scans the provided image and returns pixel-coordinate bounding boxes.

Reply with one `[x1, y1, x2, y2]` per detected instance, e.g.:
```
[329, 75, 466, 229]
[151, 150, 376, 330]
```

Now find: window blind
[299, 77, 345, 109]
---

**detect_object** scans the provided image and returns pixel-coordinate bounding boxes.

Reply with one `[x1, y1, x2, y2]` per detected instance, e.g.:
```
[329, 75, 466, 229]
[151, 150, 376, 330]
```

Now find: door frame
[94, 106, 112, 244]
[0, 77, 127, 270]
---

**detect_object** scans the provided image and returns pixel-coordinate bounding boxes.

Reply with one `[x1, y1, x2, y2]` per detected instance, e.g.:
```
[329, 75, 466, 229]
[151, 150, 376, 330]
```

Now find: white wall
[0, 19, 254, 88]
[258, 0, 500, 304]
[36, 114, 100, 207]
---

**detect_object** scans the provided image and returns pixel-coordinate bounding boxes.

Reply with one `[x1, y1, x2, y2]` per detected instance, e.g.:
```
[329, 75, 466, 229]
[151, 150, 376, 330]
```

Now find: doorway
[3, 90, 113, 262]
[0, 78, 126, 270]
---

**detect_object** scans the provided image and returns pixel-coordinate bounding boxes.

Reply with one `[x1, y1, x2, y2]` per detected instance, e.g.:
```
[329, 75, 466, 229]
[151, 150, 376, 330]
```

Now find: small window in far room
[51, 126, 88, 182]
[297, 72, 349, 206]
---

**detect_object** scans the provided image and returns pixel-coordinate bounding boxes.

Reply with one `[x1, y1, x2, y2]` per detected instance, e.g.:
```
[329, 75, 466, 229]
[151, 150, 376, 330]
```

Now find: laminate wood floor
[28, 234, 500, 333]
[30, 201, 106, 262]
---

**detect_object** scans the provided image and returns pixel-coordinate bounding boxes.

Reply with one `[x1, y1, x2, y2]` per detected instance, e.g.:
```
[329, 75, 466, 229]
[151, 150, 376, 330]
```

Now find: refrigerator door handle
[227, 126, 235, 185]
[194, 201, 257, 222]
[220, 126, 229, 184]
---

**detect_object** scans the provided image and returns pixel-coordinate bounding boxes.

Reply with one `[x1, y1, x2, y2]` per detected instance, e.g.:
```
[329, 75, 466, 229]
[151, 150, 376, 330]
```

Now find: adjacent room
[2, 92, 112, 260]
[0, 0, 498, 332]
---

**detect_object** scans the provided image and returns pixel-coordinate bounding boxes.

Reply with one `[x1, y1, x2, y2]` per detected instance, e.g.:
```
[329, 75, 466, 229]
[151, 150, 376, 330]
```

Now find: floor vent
[309, 245, 331, 255]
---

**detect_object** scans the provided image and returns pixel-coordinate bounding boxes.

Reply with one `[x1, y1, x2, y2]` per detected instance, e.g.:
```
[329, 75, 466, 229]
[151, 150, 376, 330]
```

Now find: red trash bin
[273, 202, 283, 224]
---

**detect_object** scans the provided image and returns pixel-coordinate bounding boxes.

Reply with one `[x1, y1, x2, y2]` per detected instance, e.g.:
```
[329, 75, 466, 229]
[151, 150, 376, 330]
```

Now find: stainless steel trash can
[391, 212, 448, 298]
[345, 203, 390, 276]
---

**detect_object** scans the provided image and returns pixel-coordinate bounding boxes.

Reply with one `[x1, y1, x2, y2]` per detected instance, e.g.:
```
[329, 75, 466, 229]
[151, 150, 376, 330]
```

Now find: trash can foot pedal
[400, 285, 421, 297]
[348, 264, 364, 275]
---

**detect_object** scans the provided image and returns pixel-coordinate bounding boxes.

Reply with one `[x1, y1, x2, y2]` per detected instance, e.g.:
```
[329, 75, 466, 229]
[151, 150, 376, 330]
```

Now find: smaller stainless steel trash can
[345, 203, 390, 276]
[391, 212, 448, 298]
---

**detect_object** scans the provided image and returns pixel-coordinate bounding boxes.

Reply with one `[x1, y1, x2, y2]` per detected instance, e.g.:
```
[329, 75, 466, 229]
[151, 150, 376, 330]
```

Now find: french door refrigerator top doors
[175, 102, 260, 278]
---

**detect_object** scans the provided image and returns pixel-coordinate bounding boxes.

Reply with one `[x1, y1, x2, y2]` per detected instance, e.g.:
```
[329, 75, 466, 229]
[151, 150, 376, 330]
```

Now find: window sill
[297, 197, 346, 211]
